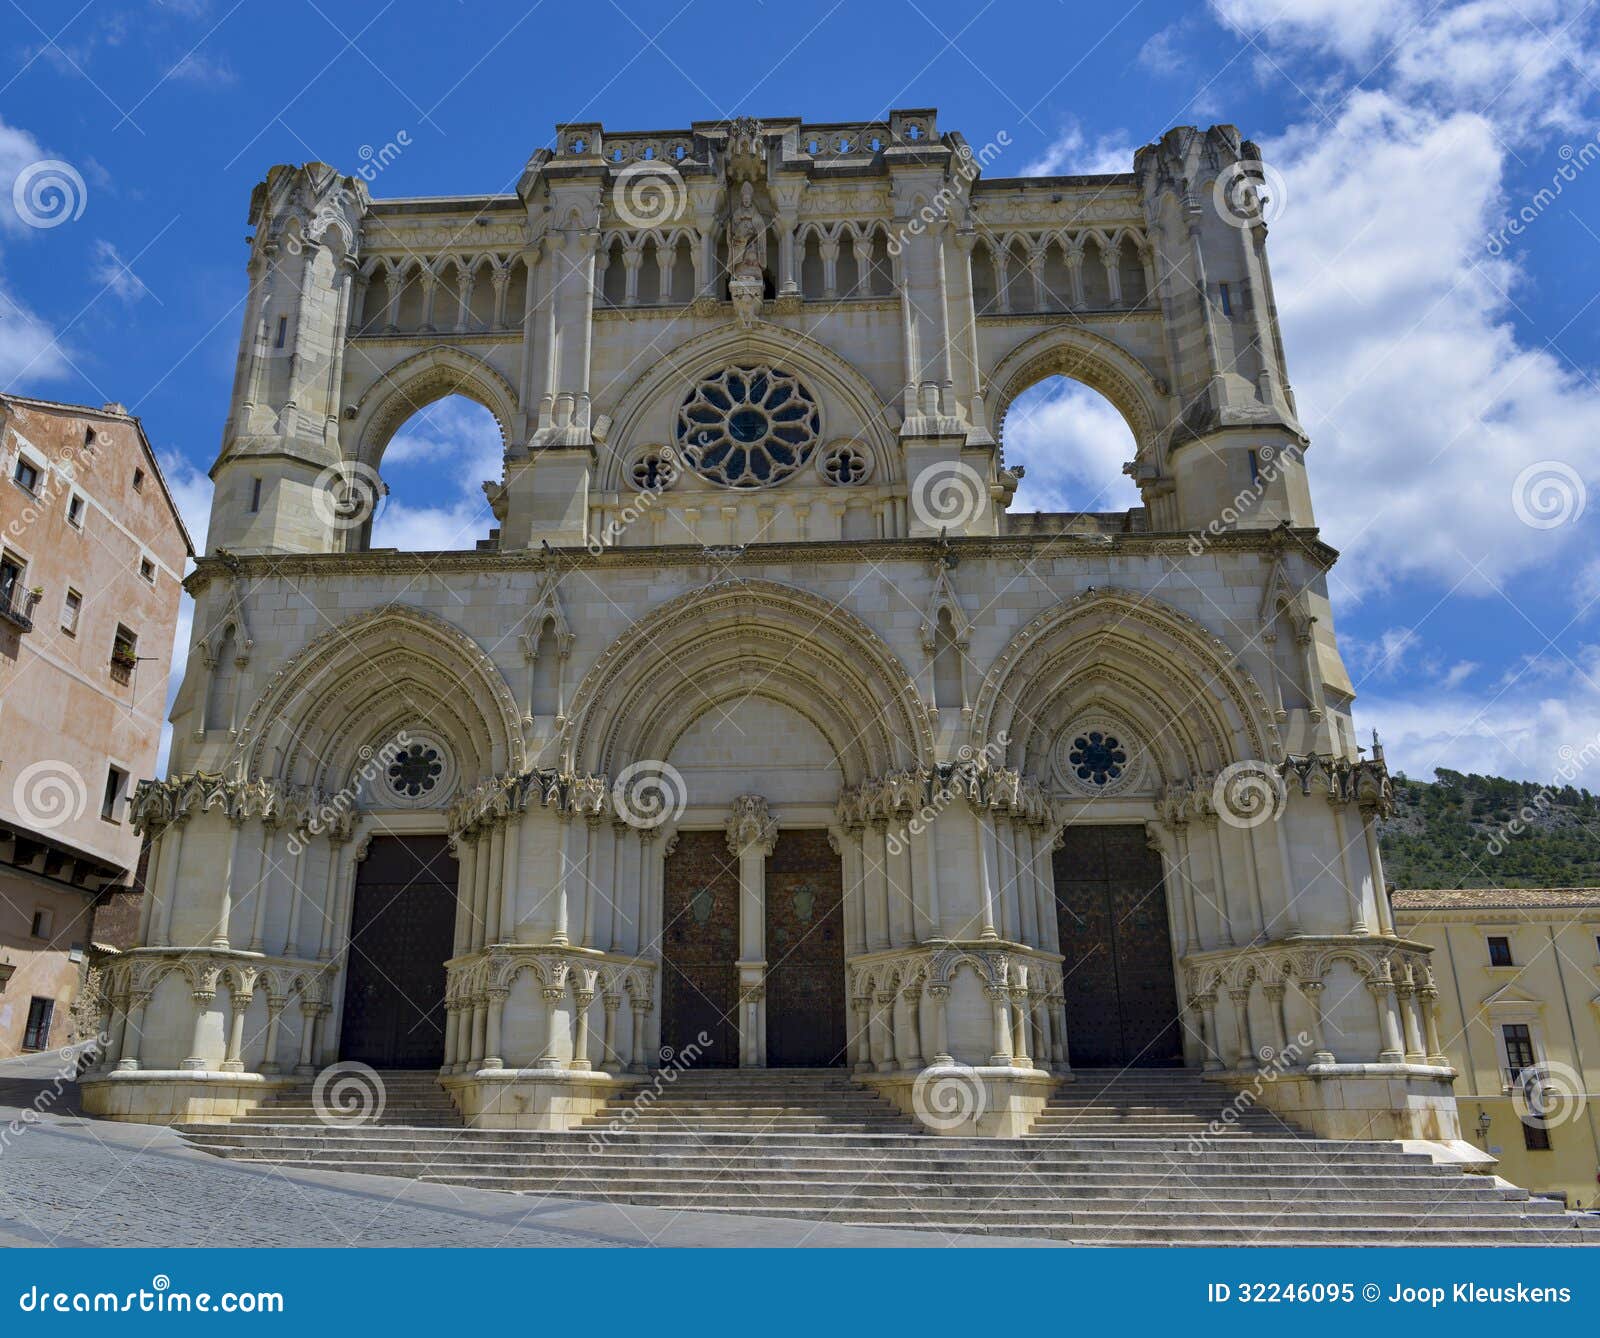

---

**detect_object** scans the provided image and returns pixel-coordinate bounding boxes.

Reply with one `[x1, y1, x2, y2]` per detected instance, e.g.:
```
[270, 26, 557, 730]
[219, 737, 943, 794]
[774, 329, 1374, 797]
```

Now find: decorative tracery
[676, 366, 820, 488]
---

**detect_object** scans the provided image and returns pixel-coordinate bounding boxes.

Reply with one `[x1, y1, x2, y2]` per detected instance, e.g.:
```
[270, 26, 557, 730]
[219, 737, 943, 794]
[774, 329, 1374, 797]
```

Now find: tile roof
[1392, 887, 1600, 912]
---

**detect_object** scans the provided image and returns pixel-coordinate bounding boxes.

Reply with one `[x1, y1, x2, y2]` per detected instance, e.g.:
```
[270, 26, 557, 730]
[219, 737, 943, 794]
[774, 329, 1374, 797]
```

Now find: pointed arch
[233, 603, 524, 794]
[349, 345, 518, 469]
[562, 578, 932, 785]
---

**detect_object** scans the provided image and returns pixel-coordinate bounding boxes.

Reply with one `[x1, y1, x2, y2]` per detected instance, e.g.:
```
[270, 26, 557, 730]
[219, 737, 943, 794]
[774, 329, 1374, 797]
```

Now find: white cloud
[165, 50, 236, 87]
[1360, 645, 1600, 782]
[368, 395, 502, 551]
[1021, 124, 1136, 177]
[1005, 380, 1142, 513]
[90, 239, 149, 303]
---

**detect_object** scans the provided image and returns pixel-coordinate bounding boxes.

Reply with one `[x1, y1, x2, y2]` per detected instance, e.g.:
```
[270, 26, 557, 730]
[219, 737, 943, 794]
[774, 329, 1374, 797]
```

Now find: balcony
[0, 589, 36, 633]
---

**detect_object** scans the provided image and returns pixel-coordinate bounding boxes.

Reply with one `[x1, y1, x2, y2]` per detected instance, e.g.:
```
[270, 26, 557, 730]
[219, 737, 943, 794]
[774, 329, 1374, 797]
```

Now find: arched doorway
[339, 834, 459, 1069]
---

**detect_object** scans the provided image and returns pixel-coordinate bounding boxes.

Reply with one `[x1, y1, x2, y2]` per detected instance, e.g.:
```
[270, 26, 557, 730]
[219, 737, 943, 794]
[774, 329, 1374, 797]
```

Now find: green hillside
[1378, 769, 1600, 889]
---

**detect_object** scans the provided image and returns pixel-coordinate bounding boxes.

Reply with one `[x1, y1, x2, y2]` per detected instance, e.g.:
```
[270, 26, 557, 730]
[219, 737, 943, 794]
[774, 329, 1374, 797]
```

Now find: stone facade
[0, 396, 190, 1059]
[1394, 888, 1600, 1206]
[80, 112, 1459, 1144]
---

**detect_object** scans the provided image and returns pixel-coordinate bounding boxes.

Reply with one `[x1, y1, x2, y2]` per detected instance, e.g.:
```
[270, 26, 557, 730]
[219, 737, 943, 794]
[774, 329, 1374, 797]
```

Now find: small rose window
[1068, 732, 1126, 787]
[388, 743, 443, 798]
[676, 366, 820, 488]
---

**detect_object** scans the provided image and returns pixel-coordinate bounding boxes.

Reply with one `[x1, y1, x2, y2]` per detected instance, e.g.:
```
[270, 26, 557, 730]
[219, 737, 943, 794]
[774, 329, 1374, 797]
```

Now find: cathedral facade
[82, 111, 1459, 1144]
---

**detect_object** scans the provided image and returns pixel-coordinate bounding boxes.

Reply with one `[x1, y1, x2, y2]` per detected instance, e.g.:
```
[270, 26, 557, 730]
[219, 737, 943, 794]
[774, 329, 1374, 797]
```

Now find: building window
[1488, 935, 1514, 967]
[101, 765, 127, 822]
[132, 467, 145, 492]
[12, 456, 40, 494]
[1219, 282, 1233, 316]
[138, 556, 155, 583]
[61, 588, 81, 635]
[274, 316, 288, 348]
[84, 425, 96, 447]
[66, 493, 85, 528]
[1502, 1022, 1536, 1078]
[30, 907, 53, 938]
[249, 477, 263, 513]
[0, 551, 22, 610]
[1522, 1119, 1553, 1150]
[22, 997, 54, 1051]
[110, 624, 137, 683]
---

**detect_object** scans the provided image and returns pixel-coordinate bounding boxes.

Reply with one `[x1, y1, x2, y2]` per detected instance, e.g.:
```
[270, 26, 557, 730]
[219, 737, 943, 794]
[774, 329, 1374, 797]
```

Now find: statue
[725, 180, 767, 326]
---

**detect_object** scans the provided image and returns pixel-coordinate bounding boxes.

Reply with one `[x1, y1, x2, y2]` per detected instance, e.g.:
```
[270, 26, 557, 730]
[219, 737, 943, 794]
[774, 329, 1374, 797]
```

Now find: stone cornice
[184, 527, 1340, 594]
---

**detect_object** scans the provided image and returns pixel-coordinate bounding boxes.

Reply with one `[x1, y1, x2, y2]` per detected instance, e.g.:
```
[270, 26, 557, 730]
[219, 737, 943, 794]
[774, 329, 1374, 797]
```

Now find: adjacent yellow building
[1393, 888, 1600, 1209]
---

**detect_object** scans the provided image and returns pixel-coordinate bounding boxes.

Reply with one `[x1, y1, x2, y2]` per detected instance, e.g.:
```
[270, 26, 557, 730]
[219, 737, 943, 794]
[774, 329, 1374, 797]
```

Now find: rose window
[676, 366, 820, 488]
[388, 743, 443, 798]
[819, 440, 871, 485]
[1068, 731, 1126, 787]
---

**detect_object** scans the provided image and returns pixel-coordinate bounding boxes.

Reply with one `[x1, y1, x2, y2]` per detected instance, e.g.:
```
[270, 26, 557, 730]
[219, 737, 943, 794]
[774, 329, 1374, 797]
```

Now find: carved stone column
[539, 985, 566, 1068]
[1301, 980, 1335, 1065]
[222, 986, 252, 1072]
[726, 795, 778, 1068]
[988, 984, 1013, 1066]
[600, 993, 622, 1073]
[1229, 983, 1258, 1070]
[571, 985, 595, 1070]
[259, 994, 285, 1075]
[483, 987, 508, 1070]
[898, 983, 924, 1071]
[182, 988, 216, 1070]
[1369, 970, 1406, 1063]
[117, 991, 150, 1071]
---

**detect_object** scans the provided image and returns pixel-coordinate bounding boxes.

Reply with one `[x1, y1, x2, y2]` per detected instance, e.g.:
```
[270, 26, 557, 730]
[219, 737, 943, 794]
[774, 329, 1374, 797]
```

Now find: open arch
[348, 345, 517, 470]
[365, 394, 503, 552]
[986, 325, 1170, 459]
[971, 587, 1280, 784]
[562, 578, 932, 785]
[232, 603, 525, 795]
[1003, 375, 1143, 513]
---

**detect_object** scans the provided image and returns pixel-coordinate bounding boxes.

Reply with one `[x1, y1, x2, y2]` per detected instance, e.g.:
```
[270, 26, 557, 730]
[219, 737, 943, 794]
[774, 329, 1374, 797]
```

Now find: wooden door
[764, 828, 847, 1067]
[660, 831, 740, 1067]
[339, 835, 458, 1069]
[1053, 824, 1182, 1067]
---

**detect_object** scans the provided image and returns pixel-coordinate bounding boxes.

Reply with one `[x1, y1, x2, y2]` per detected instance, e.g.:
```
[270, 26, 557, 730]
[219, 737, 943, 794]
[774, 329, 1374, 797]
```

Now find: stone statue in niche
[726, 180, 767, 326]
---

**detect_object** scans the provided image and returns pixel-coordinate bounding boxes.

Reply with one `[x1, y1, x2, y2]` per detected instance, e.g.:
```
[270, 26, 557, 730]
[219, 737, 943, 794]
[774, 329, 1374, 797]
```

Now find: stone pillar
[925, 984, 952, 1064]
[152, 818, 185, 947]
[1301, 980, 1335, 1064]
[117, 992, 150, 1071]
[443, 1003, 462, 1073]
[864, 821, 891, 951]
[1398, 971, 1426, 1062]
[874, 991, 897, 1072]
[988, 985, 1012, 1065]
[181, 989, 215, 1070]
[1009, 987, 1031, 1067]
[1197, 993, 1223, 1072]
[259, 994, 286, 1075]
[483, 988, 508, 1069]
[295, 1002, 319, 1074]
[629, 999, 649, 1071]
[1370, 973, 1406, 1063]
[898, 985, 924, 1071]
[1420, 988, 1445, 1065]
[571, 987, 595, 1070]
[1263, 982, 1291, 1062]
[222, 988, 252, 1072]
[539, 985, 565, 1068]
[1329, 799, 1371, 934]
[852, 992, 874, 1071]
[1229, 984, 1257, 1071]
[1362, 809, 1395, 935]
[601, 993, 622, 1073]
[726, 795, 778, 1068]
[214, 818, 243, 948]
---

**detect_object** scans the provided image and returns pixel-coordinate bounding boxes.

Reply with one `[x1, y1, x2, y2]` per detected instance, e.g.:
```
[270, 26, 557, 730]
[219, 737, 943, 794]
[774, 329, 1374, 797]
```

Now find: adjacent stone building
[0, 394, 191, 1058]
[1394, 888, 1600, 1208]
[82, 113, 1454, 1146]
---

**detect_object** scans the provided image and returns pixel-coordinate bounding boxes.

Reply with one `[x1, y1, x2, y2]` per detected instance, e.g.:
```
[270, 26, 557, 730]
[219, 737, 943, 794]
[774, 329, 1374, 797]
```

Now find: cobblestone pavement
[0, 1056, 1052, 1248]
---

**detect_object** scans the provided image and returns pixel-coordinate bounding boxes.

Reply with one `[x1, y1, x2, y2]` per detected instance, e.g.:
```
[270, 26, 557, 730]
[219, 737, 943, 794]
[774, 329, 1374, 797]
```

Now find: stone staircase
[177, 1067, 1598, 1245]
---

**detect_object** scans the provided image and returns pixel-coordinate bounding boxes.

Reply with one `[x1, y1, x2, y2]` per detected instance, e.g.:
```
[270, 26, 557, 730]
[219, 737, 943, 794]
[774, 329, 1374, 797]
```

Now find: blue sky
[2, 0, 1598, 785]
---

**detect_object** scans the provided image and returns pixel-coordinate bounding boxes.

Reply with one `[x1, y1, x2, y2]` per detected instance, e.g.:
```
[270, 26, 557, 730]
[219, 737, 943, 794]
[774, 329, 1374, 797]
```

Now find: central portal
[1053, 823, 1183, 1067]
[338, 834, 458, 1069]
[661, 831, 740, 1066]
[763, 827, 847, 1067]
